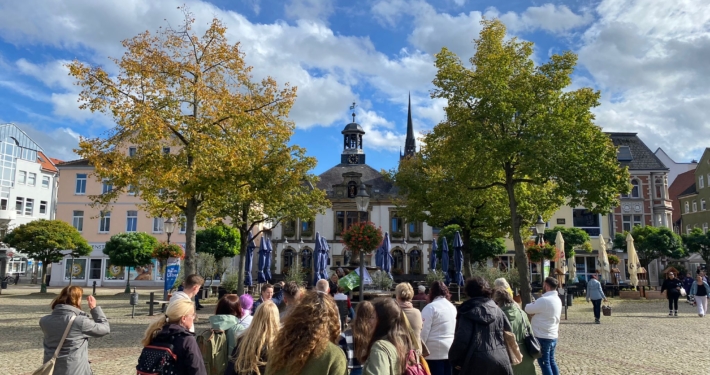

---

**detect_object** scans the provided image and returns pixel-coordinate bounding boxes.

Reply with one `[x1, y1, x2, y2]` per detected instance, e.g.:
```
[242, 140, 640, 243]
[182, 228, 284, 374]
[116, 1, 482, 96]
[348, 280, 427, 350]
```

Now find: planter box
[645, 290, 664, 300]
[619, 290, 641, 299]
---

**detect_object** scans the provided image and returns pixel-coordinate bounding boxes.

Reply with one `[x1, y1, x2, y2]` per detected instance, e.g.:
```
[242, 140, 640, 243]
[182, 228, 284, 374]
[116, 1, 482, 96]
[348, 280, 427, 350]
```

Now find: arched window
[631, 179, 640, 198]
[392, 249, 404, 275]
[300, 248, 313, 283]
[282, 248, 294, 274]
[348, 181, 357, 198]
[408, 249, 422, 274]
[654, 177, 663, 199]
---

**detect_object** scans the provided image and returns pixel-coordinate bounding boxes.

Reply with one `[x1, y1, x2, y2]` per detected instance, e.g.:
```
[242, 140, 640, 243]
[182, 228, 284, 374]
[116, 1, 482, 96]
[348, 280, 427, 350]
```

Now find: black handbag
[519, 306, 542, 359]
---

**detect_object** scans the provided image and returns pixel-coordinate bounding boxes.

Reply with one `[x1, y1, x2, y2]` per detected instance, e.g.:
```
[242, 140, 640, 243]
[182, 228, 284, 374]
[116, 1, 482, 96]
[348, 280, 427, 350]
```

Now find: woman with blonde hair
[39, 285, 110, 375]
[494, 278, 514, 298]
[338, 301, 375, 375]
[266, 291, 347, 375]
[226, 300, 280, 375]
[395, 282, 423, 344]
[140, 299, 206, 375]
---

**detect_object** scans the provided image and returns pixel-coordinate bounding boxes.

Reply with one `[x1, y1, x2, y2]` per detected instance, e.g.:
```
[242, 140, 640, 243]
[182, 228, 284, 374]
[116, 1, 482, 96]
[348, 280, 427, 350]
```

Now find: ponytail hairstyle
[51, 286, 83, 310]
[141, 299, 194, 347]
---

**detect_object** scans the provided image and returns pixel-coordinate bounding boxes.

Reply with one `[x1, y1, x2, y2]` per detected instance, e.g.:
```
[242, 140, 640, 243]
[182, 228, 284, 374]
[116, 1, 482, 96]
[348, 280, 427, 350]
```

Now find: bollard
[130, 287, 139, 318]
[92, 281, 97, 296]
[149, 292, 155, 316]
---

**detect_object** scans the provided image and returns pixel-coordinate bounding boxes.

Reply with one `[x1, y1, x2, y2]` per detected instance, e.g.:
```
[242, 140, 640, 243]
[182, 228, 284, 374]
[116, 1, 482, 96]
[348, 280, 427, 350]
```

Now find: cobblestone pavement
[1, 286, 708, 375]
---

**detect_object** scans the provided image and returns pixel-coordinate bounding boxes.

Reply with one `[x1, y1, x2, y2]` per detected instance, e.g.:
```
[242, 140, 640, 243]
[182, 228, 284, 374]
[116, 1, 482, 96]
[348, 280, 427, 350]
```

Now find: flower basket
[153, 242, 184, 260]
[525, 241, 556, 263]
[341, 221, 383, 256]
[607, 254, 620, 266]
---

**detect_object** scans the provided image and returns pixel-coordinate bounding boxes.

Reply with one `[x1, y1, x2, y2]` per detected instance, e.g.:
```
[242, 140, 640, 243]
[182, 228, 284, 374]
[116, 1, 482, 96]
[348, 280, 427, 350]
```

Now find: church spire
[402, 92, 416, 159]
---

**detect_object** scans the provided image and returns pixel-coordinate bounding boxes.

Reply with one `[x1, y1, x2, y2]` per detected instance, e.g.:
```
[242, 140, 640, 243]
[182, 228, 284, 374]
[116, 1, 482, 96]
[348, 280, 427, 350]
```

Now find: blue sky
[0, 0, 708, 175]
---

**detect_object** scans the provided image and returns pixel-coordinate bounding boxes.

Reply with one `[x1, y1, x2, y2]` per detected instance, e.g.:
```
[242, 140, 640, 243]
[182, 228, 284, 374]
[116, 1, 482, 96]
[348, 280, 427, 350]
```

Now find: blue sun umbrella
[257, 236, 267, 284]
[381, 232, 393, 279]
[264, 237, 275, 283]
[313, 232, 323, 285]
[430, 239, 438, 271]
[244, 232, 255, 286]
[319, 236, 330, 280]
[441, 238, 451, 285]
[453, 231, 465, 286]
[375, 245, 384, 269]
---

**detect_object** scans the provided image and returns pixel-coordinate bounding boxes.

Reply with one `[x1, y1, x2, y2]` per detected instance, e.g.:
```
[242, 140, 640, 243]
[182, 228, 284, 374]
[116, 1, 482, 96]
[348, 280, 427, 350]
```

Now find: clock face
[348, 154, 359, 164]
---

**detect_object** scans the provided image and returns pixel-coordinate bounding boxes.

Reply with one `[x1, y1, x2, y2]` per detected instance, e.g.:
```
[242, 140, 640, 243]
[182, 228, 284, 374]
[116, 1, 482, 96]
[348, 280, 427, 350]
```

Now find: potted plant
[607, 254, 620, 266]
[341, 221, 384, 265]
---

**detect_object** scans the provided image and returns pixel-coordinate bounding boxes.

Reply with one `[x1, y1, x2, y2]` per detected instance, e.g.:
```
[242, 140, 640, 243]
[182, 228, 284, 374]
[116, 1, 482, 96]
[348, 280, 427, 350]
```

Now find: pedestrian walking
[585, 275, 607, 324]
[226, 300, 280, 375]
[266, 291, 347, 375]
[141, 299, 207, 375]
[449, 277, 513, 375]
[661, 272, 684, 316]
[421, 281, 457, 375]
[524, 277, 562, 375]
[682, 273, 694, 304]
[338, 301, 375, 375]
[690, 275, 710, 317]
[39, 285, 110, 375]
[362, 298, 416, 375]
[493, 287, 535, 375]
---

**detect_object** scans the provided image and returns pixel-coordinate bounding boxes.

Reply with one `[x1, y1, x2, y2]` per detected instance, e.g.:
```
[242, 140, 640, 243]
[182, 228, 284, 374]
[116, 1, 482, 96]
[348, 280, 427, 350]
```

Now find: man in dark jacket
[252, 281, 284, 311]
[682, 273, 695, 303]
[449, 277, 513, 375]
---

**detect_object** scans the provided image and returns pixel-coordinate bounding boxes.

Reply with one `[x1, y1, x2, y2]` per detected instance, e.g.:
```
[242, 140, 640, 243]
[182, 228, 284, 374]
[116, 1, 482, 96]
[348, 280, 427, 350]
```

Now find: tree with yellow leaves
[68, 10, 309, 275]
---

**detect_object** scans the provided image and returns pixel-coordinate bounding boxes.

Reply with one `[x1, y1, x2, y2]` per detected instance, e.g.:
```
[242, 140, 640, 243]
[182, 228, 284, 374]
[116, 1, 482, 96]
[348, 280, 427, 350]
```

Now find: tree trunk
[506, 181, 532, 307]
[236, 204, 250, 296]
[461, 226, 473, 277]
[183, 198, 199, 276]
[40, 259, 49, 293]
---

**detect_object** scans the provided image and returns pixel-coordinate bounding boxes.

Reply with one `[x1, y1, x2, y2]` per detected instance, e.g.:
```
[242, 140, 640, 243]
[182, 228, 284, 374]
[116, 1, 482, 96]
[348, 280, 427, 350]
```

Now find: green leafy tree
[683, 228, 710, 265]
[424, 19, 629, 306]
[613, 226, 685, 269]
[3, 220, 91, 293]
[543, 226, 592, 259]
[103, 232, 158, 292]
[196, 222, 240, 262]
[67, 11, 298, 276]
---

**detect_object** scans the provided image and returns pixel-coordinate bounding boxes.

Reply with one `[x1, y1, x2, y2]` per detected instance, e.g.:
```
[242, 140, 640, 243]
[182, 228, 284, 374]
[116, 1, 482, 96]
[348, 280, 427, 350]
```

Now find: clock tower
[341, 102, 366, 165]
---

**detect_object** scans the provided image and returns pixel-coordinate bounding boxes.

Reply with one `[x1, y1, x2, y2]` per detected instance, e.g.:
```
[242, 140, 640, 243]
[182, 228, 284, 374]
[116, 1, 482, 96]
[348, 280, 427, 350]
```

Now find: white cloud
[578, 0, 710, 162]
[13, 123, 81, 161]
[493, 4, 593, 34]
[284, 0, 334, 22]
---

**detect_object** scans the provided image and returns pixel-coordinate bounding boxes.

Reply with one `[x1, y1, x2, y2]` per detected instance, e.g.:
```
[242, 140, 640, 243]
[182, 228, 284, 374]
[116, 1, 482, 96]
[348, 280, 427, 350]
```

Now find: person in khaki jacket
[39, 286, 110, 375]
[362, 298, 415, 375]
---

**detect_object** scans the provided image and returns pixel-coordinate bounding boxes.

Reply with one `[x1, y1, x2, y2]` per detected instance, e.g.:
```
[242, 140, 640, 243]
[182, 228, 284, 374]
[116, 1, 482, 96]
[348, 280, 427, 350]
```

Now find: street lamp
[535, 215, 546, 282]
[162, 217, 176, 301]
[355, 183, 370, 302]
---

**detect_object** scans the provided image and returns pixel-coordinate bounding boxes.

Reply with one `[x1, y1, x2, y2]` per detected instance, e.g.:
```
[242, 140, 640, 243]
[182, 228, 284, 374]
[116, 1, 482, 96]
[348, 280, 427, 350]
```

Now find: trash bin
[1, 280, 7, 289]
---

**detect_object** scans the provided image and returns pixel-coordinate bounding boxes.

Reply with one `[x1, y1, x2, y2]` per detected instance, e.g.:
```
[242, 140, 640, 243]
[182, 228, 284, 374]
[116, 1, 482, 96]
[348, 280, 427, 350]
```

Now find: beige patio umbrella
[597, 238, 611, 283]
[626, 233, 640, 287]
[555, 231, 567, 275]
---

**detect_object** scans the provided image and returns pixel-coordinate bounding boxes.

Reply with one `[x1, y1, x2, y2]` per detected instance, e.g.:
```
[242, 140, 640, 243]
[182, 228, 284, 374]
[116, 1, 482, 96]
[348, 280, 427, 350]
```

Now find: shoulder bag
[33, 315, 77, 375]
[517, 306, 542, 359]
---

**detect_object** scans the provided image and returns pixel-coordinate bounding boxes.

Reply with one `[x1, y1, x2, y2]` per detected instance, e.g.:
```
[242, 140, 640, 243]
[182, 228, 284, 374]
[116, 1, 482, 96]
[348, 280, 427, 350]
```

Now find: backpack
[196, 329, 229, 375]
[136, 341, 178, 375]
[404, 350, 427, 375]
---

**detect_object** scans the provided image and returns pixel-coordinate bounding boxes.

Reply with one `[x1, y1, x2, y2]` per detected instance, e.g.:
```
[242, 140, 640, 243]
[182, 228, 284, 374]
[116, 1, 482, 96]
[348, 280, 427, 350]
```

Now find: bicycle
[2, 275, 15, 285]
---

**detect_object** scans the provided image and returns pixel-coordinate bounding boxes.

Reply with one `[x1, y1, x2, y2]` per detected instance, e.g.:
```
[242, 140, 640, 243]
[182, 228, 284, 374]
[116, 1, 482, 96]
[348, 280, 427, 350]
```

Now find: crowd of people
[38, 272, 569, 375]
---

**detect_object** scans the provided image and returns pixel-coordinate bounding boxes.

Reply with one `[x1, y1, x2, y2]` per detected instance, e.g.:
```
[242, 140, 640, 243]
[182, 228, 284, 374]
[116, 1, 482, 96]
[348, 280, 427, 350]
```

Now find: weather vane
[350, 102, 357, 123]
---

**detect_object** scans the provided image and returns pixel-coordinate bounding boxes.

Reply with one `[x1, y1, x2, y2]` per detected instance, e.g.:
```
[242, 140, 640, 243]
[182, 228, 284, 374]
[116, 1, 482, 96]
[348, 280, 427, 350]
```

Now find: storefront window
[104, 262, 125, 281]
[64, 259, 87, 280]
[128, 263, 155, 281]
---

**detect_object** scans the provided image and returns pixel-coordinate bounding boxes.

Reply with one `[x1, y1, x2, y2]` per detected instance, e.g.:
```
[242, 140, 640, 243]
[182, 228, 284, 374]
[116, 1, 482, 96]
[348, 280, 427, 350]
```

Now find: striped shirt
[338, 328, 362, 370]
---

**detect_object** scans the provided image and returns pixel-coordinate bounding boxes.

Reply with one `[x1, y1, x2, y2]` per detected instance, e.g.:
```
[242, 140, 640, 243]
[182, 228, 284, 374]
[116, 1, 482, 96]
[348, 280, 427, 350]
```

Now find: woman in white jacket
[420, 281, 458, 375]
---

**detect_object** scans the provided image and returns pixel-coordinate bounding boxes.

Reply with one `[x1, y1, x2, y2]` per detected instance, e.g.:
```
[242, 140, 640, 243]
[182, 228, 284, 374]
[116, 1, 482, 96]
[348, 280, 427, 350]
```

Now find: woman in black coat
[661, 271, 684, 316]
[448, 277, 513, 375]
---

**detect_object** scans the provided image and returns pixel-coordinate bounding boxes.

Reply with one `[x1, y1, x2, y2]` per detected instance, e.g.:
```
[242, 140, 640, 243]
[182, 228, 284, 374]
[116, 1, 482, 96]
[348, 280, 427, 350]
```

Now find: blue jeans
[350, 368, 363, 375]
[591, 299, 602, 320]
[537, 338, 559, 375]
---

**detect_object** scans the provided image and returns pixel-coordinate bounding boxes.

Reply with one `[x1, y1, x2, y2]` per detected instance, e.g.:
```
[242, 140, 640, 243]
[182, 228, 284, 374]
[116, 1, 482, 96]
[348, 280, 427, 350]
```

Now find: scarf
[398, 301, 413, 309]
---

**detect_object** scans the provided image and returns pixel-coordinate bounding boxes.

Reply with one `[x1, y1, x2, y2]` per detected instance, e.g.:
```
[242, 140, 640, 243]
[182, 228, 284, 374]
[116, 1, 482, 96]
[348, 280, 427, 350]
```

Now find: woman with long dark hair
[421, 281, 457, 375]
[338, 301, 376, 375]
[210, 294, 247, 355]
[266, 291, 347, 375]
[362, 298, 415, 375]
[449, 277, 513, 375]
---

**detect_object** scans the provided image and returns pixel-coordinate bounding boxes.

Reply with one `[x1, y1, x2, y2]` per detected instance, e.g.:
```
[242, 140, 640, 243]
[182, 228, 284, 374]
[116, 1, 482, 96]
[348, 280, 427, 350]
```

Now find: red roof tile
[37, 151, 59, 173]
